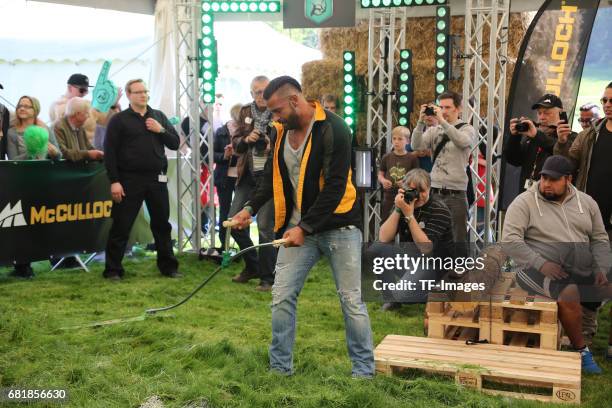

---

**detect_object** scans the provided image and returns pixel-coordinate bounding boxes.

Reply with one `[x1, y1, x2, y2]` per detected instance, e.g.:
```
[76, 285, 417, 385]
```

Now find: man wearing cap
[231, 76, 374, 378]
[49, 74, 93, 123]
[504, 93, 577, 193]
[502, 155, 611, 374]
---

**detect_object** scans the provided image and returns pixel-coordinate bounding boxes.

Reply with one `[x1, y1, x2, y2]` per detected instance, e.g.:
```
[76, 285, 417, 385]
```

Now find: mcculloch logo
[30, 201, 113, 224]
[545, 4, 577, 95]
[0, 201, 28, 228]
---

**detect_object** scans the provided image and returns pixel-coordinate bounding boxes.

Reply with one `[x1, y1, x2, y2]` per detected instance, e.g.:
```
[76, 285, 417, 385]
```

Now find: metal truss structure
[364, 7, 407, 242]
[174, 0, 215, 254]
[462, 0, 510, 245]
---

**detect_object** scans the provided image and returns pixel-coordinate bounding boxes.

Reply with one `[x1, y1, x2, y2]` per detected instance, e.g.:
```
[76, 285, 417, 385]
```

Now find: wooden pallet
[426, 273, 560, 349]
[479, 273, 559, 349]
[375, 335, 581, 404]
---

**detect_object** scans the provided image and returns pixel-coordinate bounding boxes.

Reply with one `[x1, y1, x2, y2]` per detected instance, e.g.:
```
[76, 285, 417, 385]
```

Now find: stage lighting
[360, 0, 447, 8]
[397, 49, 413, 127]
[343, 51, 357, 135]
[200, 11, 217, 103]
[199, 2, 281, 103]
[435, 5, 450, 98]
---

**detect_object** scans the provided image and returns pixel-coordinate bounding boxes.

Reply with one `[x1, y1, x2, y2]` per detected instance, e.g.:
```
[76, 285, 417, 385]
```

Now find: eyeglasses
[16, 104, 33, 110]
[251, 90, 264, 97]
[578, 118, 593, 124]
[78, 88, 88, 94]
[601, 97, 611, 105]
[130, 90, 149, 95]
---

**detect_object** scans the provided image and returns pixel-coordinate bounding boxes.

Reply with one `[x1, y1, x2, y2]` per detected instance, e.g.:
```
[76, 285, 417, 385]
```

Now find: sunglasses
[578, 119, 593, 124]
[78, 88, 89, 94]
[601, 97, 611, 105]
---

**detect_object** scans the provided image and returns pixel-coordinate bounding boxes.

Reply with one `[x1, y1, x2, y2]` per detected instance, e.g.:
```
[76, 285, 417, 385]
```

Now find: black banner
[500, 0, 600, 210]
[0, 161, 112, 263]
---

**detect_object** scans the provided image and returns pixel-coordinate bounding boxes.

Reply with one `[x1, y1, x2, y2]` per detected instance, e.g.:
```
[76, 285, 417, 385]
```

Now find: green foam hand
[24, 125, 49, 160]
[92, 60, 118, 113]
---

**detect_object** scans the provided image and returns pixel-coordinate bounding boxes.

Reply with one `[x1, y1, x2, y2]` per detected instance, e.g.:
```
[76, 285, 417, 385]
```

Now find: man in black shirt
[378, 168, 454, 310]
[103, 79, 180, 280]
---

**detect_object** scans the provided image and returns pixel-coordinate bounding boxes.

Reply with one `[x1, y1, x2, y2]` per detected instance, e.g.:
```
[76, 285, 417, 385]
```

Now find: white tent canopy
[1, 0, 321, 123]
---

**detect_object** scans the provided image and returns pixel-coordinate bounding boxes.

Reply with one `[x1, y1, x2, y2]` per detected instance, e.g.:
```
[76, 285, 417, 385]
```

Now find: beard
[541, 190, 564, 201]
[282, 107, 300, 130]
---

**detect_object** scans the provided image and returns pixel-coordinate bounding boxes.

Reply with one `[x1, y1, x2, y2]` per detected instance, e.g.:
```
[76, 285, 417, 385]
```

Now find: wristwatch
[404, 215, 414, 223]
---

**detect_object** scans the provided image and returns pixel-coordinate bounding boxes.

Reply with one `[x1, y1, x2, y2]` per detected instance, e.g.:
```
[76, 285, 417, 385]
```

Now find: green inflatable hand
[92, 60, 118, 113]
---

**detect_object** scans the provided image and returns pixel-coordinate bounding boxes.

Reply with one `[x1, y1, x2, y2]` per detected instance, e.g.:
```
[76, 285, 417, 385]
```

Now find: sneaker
[381, 302, 402, 312]
[581, 349, 602, 374]
[232, 268, 258, 283]
[255, 281, 273, 292]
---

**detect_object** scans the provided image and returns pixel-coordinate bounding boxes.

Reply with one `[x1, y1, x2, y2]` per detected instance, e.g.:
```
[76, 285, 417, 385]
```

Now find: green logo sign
[305, 0, 333, 25]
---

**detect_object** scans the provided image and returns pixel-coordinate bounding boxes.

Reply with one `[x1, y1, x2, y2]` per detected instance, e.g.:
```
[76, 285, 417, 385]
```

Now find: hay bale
[305, 13, 528, 142]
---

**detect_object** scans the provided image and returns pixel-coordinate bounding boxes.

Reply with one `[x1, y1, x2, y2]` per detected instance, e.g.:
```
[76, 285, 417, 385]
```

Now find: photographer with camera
[228, 75, 276, 291]
[411, 91, 476, 249]
[377, 168, 454, 311]
[504, 93, 577, 193]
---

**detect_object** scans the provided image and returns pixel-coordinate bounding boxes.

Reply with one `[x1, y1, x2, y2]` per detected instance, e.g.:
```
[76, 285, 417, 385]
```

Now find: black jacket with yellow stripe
[247, 101, 361, 237]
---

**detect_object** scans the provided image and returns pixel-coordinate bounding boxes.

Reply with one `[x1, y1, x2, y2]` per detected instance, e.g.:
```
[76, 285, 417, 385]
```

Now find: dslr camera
[424, 105, 436, 116]
[250, 123, 268, 153]
[515, 121, 530, 133]
[403, 188, 419, 204]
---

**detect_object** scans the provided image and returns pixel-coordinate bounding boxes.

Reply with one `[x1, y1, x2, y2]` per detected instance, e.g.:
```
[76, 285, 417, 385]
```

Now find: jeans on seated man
[377, 169, 454, 311]
[502, 155, 612, 374]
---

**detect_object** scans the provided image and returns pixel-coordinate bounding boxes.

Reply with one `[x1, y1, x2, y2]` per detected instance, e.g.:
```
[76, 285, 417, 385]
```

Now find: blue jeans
[269, 227, 374, 377]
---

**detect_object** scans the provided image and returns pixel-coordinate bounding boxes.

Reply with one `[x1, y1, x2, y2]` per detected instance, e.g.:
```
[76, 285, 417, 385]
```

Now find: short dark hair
[263, 76, 302, 100]
[438, 91, 462, 108]
[321, 94, 337, 104]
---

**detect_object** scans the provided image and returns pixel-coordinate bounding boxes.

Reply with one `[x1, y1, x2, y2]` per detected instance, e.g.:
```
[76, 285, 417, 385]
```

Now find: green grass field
[1, 252, 610, 407]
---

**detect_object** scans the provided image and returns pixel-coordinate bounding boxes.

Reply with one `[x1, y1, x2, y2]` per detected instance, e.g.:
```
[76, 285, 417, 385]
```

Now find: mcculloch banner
[500, 0, 601, 210]
[0, 160, 112, 263]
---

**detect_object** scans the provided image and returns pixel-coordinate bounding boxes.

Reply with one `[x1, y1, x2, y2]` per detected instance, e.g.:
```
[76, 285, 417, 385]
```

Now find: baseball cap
[67, 74, 92, 88]
[532, 94, 563, 110]
[540, 155, 573, 179]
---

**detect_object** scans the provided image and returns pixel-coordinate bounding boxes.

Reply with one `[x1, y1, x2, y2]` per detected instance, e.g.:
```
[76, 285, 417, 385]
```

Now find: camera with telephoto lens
[404, 188, 419, 204]
[515, 121, 530, 133]
[424, 106, 435, 116]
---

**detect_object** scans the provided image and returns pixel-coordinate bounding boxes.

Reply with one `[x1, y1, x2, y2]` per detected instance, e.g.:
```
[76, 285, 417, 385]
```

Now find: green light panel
[434, 5, 450, 98]
[342, 51, 356, 135]
[200, 10, 216, 103]
[397, 49, 413, 127]
[202, 1, 281, 13]
[360, 0, 447, 8]
[199, 2, 281, 103]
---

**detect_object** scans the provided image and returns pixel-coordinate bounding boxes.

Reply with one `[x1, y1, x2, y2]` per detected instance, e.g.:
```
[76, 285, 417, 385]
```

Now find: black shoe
[232, 268, 258, 283]
[103, 270, 123, 280]
[9, 268, 34, 279]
